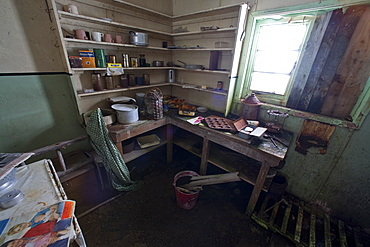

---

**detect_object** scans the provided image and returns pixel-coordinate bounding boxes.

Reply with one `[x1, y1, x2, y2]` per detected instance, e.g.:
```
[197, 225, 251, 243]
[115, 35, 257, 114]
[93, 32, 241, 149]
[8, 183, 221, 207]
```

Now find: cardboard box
[79, 50, 96, 68]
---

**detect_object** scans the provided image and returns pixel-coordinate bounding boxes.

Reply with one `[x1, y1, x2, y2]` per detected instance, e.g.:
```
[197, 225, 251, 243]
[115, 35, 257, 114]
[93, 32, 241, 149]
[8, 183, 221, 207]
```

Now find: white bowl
[197, 107, 208, 113]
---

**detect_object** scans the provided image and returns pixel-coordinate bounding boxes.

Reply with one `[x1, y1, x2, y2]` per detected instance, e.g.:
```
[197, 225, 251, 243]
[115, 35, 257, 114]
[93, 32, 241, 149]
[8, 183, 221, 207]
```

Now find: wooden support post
[56, 149, 67, 171]
[200, 138, 210, 175]
[246, 162, 269, 216]
[166, 124, 173, 164]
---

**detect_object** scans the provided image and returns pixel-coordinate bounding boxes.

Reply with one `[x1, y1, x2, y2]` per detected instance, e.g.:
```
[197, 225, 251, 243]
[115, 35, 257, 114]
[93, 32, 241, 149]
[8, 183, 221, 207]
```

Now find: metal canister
[93, 49, 106, 68]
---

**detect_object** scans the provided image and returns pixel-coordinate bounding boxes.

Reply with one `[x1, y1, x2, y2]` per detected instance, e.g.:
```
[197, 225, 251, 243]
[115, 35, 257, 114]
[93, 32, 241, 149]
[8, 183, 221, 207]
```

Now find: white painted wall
[0, 0, 67, 73]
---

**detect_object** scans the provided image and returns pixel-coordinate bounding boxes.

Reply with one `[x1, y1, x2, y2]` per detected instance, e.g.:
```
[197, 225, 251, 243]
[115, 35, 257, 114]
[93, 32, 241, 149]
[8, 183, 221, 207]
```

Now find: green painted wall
[0, 74, 88, 156]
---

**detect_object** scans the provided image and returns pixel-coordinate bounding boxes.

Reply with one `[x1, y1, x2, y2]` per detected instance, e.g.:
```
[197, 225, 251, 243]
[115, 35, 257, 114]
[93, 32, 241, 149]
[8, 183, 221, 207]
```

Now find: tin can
[93, 49, 106, 68]
[217, 81, 223, 90]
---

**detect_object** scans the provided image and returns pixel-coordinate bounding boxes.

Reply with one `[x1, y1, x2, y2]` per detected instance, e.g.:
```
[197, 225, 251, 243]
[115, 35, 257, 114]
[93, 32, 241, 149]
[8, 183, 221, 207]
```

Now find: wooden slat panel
[287, 12, 332, 108]
[268, 200, 279, 227]
[353, 227, 364, 247]
[281, 203, 292, 233]
[296, 8, 344, 111]
[259, 196, 270, 215]
[309, 208, 316, 247]
[338, 220, 348, 247]
[294, 202, 304, 243]
[307, 5, 365, 113]
[324, 214, 332, 247]
[321, 6, 370, 118]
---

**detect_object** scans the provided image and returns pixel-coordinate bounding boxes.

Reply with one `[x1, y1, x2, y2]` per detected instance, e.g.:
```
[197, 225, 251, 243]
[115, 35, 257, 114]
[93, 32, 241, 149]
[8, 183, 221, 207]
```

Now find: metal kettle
[129, 31, 148, 46]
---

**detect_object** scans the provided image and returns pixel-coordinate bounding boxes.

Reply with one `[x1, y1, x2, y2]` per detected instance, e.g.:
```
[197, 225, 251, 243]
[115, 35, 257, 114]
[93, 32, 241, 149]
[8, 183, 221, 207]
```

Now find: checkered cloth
[86, 108, 138, 191]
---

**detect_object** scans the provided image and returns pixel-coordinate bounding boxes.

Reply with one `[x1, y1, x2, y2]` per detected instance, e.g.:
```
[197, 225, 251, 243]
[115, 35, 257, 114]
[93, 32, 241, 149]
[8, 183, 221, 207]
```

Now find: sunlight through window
[249, 21, 309, 95]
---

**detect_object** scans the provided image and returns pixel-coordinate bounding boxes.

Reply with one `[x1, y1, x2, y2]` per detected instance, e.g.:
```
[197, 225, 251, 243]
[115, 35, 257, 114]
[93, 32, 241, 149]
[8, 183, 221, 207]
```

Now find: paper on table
[187, 116, 204, 125]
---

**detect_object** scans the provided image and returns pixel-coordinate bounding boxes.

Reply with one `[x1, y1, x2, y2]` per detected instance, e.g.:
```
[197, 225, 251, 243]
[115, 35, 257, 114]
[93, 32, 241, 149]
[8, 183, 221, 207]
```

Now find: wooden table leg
[246, 162, 270, 217]
[166, 124, 173, 164]
[200, 138, 210, 175]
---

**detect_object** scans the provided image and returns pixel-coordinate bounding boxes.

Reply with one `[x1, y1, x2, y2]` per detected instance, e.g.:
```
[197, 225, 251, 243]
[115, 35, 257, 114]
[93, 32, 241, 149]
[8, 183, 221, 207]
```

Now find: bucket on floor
[268, 174, 288, 201]
[173, 170, 200, 210]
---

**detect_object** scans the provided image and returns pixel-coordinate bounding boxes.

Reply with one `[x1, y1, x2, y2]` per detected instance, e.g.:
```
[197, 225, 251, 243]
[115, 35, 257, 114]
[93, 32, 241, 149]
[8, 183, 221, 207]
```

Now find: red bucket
[173, 170, 200, 209]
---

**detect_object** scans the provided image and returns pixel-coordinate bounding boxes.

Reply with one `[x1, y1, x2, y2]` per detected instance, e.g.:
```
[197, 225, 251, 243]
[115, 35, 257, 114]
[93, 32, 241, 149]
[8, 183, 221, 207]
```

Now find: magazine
[0, 200, 75, 247]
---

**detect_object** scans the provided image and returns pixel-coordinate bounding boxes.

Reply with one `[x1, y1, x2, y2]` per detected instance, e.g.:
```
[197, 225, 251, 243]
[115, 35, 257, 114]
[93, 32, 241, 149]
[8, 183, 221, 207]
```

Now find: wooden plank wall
[287, 5, 369, 120]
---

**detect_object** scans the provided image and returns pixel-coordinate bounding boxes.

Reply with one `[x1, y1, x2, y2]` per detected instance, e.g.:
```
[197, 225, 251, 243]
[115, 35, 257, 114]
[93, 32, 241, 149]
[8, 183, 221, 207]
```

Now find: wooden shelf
[123, 140, 168, 163]
[72, 67, 174, 72]
[172, 82, 228, 95]
[169, 47, 233, 51]
[172, 128, 272, 191]
[172, 4, 242, 19]
[172, 27, 237, 36]
[174, 68, 230, 74]
[208, 144, 272, 192]
[59, 11, 172, 36]
[64, 38, 169, 50]
[77, 83, 171, 97]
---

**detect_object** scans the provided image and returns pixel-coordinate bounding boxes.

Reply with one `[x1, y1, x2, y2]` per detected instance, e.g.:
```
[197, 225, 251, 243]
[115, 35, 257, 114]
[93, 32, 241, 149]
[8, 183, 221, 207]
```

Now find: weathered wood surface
[321, 6, 370, 118]
[307, 6, 365, 113]
[287, 12, 332, 109]
[31, 135, 88, 155]
[296, 9, 344, 111]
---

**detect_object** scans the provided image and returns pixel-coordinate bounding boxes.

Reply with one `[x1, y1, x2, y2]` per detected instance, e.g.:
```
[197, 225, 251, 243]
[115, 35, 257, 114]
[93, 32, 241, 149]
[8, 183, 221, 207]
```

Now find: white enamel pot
[111, 104, 139, 124]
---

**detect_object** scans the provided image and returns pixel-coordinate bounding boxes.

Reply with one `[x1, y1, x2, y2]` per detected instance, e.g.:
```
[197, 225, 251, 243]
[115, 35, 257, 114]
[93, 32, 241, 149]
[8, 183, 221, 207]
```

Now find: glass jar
[143, 73, 150, 85]
[105, 75, 114, 90]
[139, 54, 146, 67]
[92, 73, 103, 91]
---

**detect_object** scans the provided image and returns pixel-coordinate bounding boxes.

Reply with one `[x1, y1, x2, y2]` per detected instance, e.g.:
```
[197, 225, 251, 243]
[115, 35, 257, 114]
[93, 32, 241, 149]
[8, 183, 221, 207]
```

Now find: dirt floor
[77, 146, 295, 247]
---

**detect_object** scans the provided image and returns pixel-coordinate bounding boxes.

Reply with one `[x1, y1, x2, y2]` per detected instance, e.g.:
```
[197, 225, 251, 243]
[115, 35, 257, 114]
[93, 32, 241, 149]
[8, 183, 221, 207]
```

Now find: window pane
[254, 50, 299, 73]
[250, 72, 290, 95]
[258, 24, 308, 51]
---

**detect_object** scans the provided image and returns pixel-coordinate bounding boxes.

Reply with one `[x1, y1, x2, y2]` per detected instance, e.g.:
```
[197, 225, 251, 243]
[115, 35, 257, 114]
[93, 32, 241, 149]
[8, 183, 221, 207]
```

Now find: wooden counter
[108, 114, 292, 216]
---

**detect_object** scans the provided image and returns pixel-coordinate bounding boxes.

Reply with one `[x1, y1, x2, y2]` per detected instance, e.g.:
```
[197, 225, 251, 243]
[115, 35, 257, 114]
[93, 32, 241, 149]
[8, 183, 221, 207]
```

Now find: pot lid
[108, 96, 136, 103]
[111, 104, 138, 112]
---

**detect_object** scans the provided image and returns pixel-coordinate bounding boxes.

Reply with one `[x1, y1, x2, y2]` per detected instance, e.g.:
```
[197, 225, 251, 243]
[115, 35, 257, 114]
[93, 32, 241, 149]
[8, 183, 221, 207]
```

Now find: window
[242, 16, 313, 104]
